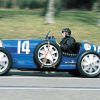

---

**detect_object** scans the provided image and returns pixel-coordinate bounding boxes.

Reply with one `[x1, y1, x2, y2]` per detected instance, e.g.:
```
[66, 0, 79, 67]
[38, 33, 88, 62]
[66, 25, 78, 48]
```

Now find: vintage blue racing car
[0, 32, 100, 77]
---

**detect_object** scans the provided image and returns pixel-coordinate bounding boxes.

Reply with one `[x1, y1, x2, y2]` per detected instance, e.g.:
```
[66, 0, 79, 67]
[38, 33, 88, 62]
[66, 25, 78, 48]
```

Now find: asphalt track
[0, 70, 100, 100]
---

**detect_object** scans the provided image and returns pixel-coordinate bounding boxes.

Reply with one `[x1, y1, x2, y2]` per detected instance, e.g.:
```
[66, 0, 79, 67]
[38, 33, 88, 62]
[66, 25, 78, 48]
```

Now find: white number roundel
[84, 43, 91, 51]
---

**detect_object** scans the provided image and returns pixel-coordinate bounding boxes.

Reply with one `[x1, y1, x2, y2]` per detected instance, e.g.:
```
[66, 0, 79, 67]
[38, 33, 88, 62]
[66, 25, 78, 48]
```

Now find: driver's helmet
[62, 28, 71, 36]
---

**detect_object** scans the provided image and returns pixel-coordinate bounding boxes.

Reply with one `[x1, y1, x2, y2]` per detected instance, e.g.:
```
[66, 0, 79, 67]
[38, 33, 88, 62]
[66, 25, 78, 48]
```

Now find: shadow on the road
[7, 70, 75, 77]
[5, 70, 100, 78]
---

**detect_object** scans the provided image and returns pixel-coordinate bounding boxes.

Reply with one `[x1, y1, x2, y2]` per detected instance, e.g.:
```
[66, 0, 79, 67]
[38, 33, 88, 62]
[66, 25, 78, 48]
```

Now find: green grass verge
[0, 9, 100, 44]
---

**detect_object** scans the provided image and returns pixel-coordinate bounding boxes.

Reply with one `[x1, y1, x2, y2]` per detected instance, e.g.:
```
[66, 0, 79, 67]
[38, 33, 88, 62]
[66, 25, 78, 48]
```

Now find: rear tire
[0, 47, 12, 75]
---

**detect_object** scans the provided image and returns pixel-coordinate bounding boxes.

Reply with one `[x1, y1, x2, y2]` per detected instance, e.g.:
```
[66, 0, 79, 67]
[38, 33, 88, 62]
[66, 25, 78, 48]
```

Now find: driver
[60, 28, 76, 53]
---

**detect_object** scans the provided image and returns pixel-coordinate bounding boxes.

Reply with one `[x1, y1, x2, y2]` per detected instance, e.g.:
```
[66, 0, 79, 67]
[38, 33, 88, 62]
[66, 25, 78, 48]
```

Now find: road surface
[0, 70, 100, 100]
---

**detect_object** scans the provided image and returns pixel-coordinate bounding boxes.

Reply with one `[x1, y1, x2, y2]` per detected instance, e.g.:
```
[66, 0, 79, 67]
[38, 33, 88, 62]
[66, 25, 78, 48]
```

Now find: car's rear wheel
[0, 48, 12, 75]
[34, 41, 62, 69]
[77, 51, 100, 78]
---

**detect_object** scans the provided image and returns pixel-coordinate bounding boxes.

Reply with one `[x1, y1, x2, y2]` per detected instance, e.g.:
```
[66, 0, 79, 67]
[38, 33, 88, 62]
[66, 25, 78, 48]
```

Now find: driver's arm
[56, 41, 61, 46]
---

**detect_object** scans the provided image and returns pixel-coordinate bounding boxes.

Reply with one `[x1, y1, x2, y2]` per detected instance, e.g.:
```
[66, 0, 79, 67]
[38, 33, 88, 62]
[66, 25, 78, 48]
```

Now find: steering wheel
[45, 31, 55, 40]
[45, 31, 51, 39]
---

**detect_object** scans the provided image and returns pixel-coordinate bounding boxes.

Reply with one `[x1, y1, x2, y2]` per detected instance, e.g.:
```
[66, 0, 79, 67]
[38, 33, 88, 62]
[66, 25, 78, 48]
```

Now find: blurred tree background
[0, 0, 99, 23]
[0, 0, 100, 43]
[0, 0, 99, 11]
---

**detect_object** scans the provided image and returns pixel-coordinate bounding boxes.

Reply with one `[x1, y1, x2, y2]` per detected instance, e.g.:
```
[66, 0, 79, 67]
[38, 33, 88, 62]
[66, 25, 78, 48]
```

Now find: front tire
[0, 47, 12, 75]
[77, 51, 100, 78]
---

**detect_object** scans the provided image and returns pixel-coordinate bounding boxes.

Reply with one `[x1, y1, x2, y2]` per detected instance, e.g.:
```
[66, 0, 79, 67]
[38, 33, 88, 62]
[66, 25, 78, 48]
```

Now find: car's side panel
[58, 56, 77, 69]
[2, 39, 100, 70]
[2, 39, 42, 69]
[58, 42, 100, 70]
[80, 42, 100, 54]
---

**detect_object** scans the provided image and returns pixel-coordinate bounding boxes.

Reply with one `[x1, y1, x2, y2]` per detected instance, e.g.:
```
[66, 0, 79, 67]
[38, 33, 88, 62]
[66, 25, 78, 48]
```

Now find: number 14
[17, 41, 30, 54]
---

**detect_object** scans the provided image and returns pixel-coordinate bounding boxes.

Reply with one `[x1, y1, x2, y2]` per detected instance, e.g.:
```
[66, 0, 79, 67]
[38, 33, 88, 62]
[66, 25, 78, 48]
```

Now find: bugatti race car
[0, 32, 100, 78]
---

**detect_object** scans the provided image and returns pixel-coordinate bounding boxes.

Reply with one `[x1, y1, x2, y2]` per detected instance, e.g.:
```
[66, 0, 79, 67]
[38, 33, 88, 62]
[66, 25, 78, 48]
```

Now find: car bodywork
[0, 35, 100, 77]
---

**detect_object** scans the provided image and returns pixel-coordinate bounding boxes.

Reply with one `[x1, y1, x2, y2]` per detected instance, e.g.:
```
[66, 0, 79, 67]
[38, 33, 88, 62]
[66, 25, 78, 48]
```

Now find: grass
[0, 9, 100, 44]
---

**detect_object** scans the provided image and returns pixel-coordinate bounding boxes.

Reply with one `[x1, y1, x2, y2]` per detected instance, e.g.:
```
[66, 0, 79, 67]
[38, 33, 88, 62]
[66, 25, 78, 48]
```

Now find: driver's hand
[56, 41, 60, 46]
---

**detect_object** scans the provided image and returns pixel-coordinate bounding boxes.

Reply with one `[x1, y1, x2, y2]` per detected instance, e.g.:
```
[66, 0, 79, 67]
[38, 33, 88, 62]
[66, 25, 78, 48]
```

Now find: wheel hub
[38, 44, 59, 67]
[81, 54, 100, 75]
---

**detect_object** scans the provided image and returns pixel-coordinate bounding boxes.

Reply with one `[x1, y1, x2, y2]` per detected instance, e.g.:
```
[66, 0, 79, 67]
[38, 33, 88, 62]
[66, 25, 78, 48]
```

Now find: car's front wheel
[77, 51, 100, 78]
[0, 48, 12, 75]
